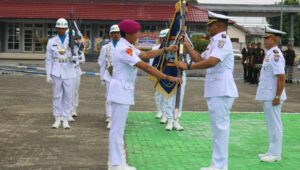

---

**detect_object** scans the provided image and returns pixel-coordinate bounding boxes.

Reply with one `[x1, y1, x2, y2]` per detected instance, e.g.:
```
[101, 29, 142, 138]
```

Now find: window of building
[80, 24, 91, 38]
[98, 24, 110, 38]
[7, 23, 20, 50]
[23, 23, 45, 53]
[142, 24, 157, 32]
[47, 24, 56, 38]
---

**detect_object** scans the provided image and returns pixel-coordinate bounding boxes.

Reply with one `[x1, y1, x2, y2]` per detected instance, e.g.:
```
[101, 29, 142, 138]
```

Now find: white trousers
[164, 73, 186, 119]
[154, 91, 164, 115]
[72, 70, 81, 110]
[263, 101, 283, 156]
[105, 80, 112, 118]
[206, 97, 235, 169]
[109, 102, 130, 166]
[51, 75, 74, 118]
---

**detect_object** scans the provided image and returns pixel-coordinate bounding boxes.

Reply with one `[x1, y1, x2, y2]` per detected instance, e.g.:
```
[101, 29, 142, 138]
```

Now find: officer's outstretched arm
[135, 61, 182, 84]
[139, 45, 178, 60]
[185, 43, 203, 63]
[193, 57, 220, 69]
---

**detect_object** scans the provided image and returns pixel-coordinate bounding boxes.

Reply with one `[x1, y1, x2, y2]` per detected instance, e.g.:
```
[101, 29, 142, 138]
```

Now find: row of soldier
[242, 42, 297, 85]
[45, 10, 287, 170]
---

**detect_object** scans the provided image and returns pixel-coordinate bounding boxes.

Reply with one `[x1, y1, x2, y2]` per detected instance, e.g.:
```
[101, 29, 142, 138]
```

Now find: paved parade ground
[0, 61, 300, 170]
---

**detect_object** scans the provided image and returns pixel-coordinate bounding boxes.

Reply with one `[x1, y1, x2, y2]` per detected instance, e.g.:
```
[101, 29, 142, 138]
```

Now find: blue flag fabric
[150, 8, 184, 99]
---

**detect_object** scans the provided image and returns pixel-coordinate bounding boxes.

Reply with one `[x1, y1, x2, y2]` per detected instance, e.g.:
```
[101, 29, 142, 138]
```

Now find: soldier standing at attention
[256, 27, 287, 163]
[149, 29, 169, 120]
[45, 18, 82, 129]
[241, 43, 250, 82]
[98, 24, 121, 129]
[284, 43, 296, 83]
[248, 43, 256, 84]
[253, 42, 265, 84]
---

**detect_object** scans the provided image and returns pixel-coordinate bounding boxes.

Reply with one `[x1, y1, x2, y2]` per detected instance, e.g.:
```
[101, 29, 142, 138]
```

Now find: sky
[198, 0, 281, 4]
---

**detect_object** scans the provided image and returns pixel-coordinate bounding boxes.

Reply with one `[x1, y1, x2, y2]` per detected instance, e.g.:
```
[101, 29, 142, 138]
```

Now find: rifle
[174, 0, 188, 120]
[68, 11, 84, 64]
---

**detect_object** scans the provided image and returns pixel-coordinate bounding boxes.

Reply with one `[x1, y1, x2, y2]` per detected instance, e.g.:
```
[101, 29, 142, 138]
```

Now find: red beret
[118, 19, 141, 34]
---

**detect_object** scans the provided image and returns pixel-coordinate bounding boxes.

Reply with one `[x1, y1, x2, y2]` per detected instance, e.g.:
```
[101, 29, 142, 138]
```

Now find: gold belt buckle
[58, 48, 66, 55]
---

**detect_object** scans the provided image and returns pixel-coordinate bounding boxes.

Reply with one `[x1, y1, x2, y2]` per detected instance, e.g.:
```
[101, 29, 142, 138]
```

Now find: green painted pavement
[125, 112, 300, 170]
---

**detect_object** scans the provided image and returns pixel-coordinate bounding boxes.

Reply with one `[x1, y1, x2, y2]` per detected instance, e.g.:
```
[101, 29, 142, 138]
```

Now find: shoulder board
[273, 49, 279, 54]
[222, 34, 227, 38]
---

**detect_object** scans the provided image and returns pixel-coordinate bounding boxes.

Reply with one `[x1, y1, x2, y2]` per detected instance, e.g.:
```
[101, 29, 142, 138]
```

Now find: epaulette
[222, 34, 227, 38]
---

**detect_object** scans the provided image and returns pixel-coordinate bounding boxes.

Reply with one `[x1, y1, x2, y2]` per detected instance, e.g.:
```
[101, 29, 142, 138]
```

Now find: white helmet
[159, 29, 169, 38]
[110, 24, 120, 33]
[55, 18, 68, 28]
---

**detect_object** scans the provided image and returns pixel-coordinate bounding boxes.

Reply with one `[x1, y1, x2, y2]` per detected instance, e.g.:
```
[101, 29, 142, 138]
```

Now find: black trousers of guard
[243, 64, 248, 82]
[248, 66, 254, 83]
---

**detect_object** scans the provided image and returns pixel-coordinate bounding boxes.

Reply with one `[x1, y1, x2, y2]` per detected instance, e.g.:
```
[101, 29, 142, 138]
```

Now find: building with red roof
[0, 0, 208, 54]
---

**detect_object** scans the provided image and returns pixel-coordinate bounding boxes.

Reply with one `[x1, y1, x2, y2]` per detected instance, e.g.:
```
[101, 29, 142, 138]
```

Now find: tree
[268, 0, 300, 46]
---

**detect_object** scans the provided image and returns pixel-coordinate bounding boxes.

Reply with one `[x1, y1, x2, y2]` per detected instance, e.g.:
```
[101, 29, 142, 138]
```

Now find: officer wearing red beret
[107, 19, 182, 170]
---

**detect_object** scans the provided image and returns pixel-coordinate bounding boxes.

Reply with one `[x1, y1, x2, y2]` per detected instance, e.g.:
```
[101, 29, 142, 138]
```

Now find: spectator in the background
[284, 43, 296, 83]
[242, 43, 250, 82]
[253, 42, 265, 84]
[248, 43, 256, 84]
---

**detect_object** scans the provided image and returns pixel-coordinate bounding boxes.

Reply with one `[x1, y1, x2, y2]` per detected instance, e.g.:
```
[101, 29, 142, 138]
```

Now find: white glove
[72, 55, 81, 61]
[46, 75, 53, 84]
[74, 60, 80, 67]
[100, 78, 105, 85]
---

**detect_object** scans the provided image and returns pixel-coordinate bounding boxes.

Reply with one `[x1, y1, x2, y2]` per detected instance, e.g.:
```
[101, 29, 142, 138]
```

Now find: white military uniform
[72, 51, 85, 116]
[45, 34, 77, 120]
[256, 46, 286, 157]
[99, 42, 116, 120]
[201, 31, 238, 169]
[107, 38, 141, 166]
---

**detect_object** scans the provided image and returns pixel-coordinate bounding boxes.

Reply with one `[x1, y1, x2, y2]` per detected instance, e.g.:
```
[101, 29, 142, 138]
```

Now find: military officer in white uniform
[69, 34, 85, 121]
[45, 18, 81, 129]
[256, 27, 287, 163]
[98, 24, 121, 129]
[149, 29, 169, 120]
[107, 19, 181, 170]
[178, 11, 239, 170]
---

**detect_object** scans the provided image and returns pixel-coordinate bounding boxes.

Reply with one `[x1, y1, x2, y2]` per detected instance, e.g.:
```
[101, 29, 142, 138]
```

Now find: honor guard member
[98, 24, 121, 129]
[107, 19, 181, 170]
[163, 35, 187, 131]
[70, 31, 85, 121]
[149, 29, 169, 120]
[284, 43, 296, 83]
[45, 18, 80, 129]
[256, 27, 287, 163]
[178, 11, 238, 170]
